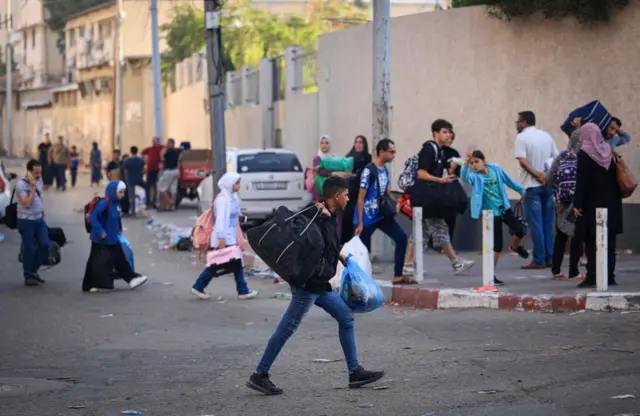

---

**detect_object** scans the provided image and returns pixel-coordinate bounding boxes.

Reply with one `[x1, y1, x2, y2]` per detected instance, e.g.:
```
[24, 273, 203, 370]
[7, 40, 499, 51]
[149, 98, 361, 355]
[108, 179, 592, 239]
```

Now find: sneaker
[402, 264, 415, 275]
[24, 277, 39, 286]
[493, 277, 505, 286]
[191, 287, 211, 300]
[238, 289, 259, 300]
[348, 366, 385, 389]
[509, 245, 529, 259]
[32, 274, 46, 284]
[89, 288, 113, 293]
[246, 372, 283, 396]
[129, 276, 148, 290]
[452, 258, 476, 275]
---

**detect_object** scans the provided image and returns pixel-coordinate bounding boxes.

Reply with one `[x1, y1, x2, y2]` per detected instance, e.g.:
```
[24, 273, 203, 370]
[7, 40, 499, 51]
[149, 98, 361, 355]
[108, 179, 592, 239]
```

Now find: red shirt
[141, 144, 164, 172]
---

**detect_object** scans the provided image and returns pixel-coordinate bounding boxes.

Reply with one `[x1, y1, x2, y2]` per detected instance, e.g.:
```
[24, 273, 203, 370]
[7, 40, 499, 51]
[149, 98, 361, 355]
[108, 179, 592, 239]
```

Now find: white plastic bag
[330, 237, 372, 289]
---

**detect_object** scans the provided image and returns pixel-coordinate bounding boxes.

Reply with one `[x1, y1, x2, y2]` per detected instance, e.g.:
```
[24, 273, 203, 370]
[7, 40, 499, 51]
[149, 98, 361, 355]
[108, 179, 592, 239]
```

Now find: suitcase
[561, 100, 613, 137]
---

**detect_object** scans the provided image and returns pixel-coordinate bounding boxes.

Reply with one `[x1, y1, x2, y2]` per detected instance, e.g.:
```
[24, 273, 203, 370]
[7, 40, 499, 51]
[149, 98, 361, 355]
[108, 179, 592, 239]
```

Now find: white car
[0, 159, 17, 222]
[197, 148, 312, 221]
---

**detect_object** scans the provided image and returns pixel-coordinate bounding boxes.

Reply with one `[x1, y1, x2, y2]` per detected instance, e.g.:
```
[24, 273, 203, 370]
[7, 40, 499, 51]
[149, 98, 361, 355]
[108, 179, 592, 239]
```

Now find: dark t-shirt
[38, 142, 51, 165]
[417, 140, 445, 178]
[163, 148, 181, 170]
[123, 156, 145, 185]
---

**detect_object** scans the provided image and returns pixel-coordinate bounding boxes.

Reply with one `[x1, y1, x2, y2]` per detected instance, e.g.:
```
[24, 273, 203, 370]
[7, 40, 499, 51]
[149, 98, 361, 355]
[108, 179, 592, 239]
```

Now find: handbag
[614, 153, 637, 199]
[370, 166, 396, 218]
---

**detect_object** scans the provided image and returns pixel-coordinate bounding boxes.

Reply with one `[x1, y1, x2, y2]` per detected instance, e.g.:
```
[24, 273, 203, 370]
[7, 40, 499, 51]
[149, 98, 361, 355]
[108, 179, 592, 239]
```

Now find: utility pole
[114, 0, 124, 150]
[372, 0, 392, 262]
[5, 3, 13, 157]
[150, 0, 163, 142]
[372, 0, 391, 148]
[204, 0, 227, 194]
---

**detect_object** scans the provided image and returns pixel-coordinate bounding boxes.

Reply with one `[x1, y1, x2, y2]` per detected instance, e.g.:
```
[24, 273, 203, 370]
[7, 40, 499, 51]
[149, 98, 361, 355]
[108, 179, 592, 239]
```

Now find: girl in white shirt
[191, 172, 258, 300]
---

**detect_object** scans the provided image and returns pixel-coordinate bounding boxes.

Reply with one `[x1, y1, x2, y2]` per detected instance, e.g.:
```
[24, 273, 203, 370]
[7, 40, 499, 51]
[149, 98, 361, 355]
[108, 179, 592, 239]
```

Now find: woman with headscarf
[191, 172, 258, 300]
[82, 180, 148, 292]
[547, 129, 584, 280]
[573, 123, 623, 288]
[342, 135, 372, 244]
[311, 135, 338, 202]
[89, 142, 102, 187]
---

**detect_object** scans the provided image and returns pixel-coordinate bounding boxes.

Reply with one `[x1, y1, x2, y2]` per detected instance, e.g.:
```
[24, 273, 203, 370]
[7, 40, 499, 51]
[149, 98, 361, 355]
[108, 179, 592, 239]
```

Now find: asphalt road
[1, 184, 640, 416]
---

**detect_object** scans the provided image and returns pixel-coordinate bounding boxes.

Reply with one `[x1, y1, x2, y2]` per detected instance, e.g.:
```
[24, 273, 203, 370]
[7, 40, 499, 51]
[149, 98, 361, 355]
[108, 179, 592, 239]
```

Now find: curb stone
[391, 286, 640, 313]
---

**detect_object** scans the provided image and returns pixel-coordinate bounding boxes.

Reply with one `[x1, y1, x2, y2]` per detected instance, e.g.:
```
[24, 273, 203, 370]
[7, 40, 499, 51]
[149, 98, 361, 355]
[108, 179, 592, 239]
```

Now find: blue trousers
[257, 286, 359, 373]
[192, 267, 249, 295]
[524, 186, 555, 265]
[359, 216, 408, 276]
[18, 218, 50, 278]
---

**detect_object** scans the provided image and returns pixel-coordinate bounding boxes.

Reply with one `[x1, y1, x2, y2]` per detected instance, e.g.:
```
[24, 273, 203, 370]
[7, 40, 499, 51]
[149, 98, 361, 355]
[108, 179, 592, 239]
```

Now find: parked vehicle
[197, 148, 312, 222]
[0, 160, 17, 223]
[176, 149, 211, 208]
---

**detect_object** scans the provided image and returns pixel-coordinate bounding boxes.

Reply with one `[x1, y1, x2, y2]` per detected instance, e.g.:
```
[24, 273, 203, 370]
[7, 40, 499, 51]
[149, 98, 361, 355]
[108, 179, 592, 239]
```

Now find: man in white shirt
[514, 111, 558, 269]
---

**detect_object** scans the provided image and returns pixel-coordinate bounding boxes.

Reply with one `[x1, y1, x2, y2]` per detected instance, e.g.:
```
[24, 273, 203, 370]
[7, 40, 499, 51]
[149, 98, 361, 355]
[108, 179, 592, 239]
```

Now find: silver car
[197, 148, 312, 221]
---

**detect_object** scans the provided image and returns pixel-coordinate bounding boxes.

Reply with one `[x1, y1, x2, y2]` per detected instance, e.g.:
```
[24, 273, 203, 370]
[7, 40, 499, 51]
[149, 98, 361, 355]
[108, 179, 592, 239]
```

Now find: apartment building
[0, 0, 65, 91]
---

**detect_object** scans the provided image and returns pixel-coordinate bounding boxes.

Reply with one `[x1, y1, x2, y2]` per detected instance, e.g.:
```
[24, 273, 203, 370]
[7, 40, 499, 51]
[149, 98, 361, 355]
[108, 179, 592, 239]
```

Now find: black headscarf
[346, 135, 372, 174]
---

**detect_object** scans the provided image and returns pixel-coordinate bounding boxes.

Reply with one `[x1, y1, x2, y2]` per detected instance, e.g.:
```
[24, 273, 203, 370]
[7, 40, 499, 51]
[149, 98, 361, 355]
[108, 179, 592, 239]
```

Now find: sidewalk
[374, 251, 640, 313]
[148, 207, 640, 313]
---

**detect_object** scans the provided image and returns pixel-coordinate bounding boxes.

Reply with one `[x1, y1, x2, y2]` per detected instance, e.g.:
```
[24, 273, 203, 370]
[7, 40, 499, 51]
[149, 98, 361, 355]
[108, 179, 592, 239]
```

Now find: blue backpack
[553, 151, 578, 203]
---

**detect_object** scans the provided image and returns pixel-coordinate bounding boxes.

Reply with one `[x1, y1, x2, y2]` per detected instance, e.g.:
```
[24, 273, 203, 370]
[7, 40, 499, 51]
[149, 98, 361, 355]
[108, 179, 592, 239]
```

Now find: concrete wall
[317, 5, 640, 202]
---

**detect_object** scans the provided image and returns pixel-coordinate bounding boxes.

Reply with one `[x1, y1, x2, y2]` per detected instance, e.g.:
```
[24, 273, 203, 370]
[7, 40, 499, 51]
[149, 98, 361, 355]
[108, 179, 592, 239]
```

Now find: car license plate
[254, 182, 287, 190]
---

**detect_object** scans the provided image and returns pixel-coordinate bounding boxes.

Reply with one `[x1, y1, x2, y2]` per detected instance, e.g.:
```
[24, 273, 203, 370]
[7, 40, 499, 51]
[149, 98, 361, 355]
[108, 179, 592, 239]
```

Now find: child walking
[191, 172, 258, 300]
[460, 151, 529, 285]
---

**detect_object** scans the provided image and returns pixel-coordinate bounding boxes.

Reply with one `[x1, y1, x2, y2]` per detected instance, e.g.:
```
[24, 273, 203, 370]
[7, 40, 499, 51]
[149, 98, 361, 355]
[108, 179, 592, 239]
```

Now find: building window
[69, 30, 76, 47]
[23, 31, 27, 52]
[88, 25, 94, 40]
[99, 20, 112, 38]
[32, 28, 36, 49]
[78, 26, 85, 39]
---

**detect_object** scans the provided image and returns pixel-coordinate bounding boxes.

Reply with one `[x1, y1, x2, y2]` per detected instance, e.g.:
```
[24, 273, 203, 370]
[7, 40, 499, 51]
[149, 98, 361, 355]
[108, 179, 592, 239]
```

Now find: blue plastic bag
[339, 254, 384, 314]
[119, 235, 135, 271]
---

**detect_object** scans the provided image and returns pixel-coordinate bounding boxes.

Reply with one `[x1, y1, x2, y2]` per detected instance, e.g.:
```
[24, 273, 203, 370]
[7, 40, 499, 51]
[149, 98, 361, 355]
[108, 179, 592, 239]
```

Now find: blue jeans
[54, 164, 66, 190]
[17, 218, 50, 278]
[256, 286, 359, 373]
[359, 216, 408, 276]
[524, 186, 554, 265]
[192, 267, 249, 295]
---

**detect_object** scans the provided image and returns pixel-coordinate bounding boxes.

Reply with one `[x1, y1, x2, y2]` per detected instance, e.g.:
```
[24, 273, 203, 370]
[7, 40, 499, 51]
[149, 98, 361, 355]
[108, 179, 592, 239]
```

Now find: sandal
[569, 274, 585, 280]
[552, 273, 569, 279]
[393, 276, 418, 285]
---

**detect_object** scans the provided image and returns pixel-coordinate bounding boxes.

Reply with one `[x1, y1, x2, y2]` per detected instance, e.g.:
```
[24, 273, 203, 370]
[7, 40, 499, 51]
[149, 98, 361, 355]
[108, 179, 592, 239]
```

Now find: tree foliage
[451, 0, 630, 22]
[160, 0, 368, 88]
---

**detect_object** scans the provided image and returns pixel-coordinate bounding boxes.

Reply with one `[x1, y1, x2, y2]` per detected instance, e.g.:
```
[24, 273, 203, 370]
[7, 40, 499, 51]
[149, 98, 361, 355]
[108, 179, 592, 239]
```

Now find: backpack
[84, 196, 111, 233]
[397, 154, 419, 191]
[192, 206, 215, 262]
[553, 151, 578, 203]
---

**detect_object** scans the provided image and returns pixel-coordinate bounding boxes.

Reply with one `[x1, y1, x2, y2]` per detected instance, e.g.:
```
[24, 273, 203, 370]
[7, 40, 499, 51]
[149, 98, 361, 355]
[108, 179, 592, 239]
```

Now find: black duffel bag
[408, 179, 469, 218]
[247, 205, 325, 287]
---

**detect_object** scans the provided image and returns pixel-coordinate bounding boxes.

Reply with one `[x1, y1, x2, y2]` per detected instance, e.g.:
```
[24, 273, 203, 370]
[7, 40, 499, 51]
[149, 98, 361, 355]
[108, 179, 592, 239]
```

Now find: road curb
[391, 286, 640, 313]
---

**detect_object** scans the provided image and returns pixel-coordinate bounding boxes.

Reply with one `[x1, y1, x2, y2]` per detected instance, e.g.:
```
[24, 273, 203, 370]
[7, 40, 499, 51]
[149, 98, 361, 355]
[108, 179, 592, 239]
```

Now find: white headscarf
[116, 181, 127, 193]
[317, 135, 335, 160]
[217, 172, 241, 197]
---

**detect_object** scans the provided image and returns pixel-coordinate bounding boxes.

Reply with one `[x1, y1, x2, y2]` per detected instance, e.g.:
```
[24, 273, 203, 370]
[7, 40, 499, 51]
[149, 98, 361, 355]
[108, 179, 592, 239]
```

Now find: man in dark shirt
[416, 119, 475, 274]
[141, 136, 164, 208]
[105, 149, 122, 181]
[158, 138, 182, 210]
[123, 146, 146, 216]
[246, 176, 385, 396]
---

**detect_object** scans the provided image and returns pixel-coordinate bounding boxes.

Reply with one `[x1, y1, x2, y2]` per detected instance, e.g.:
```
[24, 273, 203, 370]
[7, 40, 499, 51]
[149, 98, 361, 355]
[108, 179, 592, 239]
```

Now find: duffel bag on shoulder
[408, 179, 468, 218]
[247, 205, 325, 287]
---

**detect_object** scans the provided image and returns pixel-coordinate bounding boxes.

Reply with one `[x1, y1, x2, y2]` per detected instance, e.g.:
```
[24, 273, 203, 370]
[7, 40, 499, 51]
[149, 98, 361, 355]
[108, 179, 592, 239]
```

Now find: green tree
[451, 0, 630, 22]
[160, 0, 368, 89]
